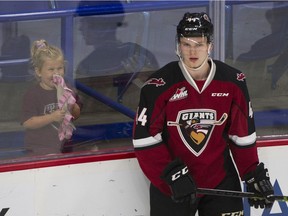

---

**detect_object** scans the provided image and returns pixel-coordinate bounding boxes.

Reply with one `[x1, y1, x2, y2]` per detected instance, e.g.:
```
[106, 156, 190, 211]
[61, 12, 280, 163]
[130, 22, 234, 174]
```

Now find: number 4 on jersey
[137, 108, 148, 126]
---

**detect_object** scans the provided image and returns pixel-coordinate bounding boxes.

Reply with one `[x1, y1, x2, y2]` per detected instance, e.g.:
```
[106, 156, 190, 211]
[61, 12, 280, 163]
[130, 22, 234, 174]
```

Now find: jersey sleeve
[132, 79, 173, 196]
[227, 73, 259, 179]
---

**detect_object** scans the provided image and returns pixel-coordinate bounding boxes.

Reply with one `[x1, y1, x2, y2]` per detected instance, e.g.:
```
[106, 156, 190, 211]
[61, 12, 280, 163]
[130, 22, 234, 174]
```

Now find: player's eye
[196, 43, 204, 47]
[181, 42, 190, 47]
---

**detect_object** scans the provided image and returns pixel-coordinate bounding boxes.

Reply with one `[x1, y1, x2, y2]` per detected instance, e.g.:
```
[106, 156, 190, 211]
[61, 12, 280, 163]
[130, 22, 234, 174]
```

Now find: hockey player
[132, 12, 274, 216]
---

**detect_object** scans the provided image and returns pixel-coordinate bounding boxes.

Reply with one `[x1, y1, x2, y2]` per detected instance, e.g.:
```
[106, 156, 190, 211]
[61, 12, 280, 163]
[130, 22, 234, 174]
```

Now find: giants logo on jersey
[173, 109, 219, 156]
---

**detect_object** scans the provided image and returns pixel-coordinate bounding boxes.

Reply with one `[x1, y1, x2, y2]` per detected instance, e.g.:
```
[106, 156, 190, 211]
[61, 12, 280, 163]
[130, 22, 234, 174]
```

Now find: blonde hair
[30, 39, 65, 70]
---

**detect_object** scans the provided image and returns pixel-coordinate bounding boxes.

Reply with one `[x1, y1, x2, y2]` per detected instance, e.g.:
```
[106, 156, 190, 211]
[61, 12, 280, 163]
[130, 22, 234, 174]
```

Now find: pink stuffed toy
[52, 74, 76, 141]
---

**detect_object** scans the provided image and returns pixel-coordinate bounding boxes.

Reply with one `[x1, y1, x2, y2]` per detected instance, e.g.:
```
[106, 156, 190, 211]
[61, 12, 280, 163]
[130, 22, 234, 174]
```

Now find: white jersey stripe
[229, 132, 257, 146]
[133, 133, 162, 148]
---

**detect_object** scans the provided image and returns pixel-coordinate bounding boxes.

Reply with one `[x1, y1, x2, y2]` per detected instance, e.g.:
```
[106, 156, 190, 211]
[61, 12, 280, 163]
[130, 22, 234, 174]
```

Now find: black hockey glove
[161, 158, 197, 203]
[244, 163, 275, 209]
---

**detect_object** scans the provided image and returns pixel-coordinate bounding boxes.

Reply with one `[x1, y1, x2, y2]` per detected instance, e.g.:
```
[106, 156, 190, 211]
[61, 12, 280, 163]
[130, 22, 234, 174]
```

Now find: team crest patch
[167, 109, 227, 156]
[237, 73, 246, 81]
[145, 78, 166, 87]
[169, 87, 188, 101]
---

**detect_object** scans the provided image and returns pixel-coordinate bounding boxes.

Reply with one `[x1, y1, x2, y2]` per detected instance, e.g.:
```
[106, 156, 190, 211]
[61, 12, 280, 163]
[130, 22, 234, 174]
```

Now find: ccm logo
[211, 93, 229, 97]
[172, 166, 189, 181]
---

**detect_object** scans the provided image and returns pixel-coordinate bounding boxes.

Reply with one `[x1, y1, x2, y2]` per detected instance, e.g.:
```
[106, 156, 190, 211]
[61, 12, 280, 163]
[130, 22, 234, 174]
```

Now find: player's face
[179, 37, 210, 69]
[37, 57, 65, 90]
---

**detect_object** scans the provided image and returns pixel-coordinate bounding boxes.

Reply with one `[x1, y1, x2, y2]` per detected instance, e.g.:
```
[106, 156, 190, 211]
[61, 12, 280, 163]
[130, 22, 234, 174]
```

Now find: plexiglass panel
[72, 3, 207, 152]
[0, 1, 208, 161]
[226, 1, 288, 138]
[0, 1, 286, 163]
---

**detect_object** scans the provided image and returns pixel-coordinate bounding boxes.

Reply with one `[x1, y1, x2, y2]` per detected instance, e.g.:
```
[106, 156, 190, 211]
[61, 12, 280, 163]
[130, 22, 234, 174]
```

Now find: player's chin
[188, 63, 200, 69]
[188, 59, 199, 65]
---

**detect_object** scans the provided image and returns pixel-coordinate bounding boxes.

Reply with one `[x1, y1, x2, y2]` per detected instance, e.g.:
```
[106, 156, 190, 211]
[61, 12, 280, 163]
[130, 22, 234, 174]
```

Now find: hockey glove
[161, 158, 197, 203]
[244, 163, 275, 208]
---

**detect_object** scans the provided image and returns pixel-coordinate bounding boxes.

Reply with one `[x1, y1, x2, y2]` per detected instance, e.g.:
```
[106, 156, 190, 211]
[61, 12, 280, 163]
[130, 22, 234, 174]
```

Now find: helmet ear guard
[208, 43, 213, 55]
[177, 12, 214, 43]
[175, 36, 181, 58]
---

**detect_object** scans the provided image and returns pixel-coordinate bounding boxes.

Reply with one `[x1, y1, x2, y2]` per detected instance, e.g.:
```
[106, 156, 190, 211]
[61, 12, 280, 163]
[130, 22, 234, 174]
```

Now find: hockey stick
[197, 188, 288, 202]
[167, 113, 228, 127]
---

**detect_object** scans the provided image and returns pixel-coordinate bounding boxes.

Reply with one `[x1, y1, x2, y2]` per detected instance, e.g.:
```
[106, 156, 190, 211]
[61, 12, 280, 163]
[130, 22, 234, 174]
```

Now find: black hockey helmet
[177, 12, 213, 43]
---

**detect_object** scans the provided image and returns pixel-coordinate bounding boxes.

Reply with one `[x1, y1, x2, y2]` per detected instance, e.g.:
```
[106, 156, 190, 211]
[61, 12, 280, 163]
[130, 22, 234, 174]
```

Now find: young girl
[21, 39, 82, 155]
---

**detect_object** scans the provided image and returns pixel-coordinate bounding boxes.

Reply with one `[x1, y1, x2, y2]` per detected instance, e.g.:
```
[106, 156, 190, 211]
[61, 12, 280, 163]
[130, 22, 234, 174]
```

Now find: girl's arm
[23, 109, 65, 129]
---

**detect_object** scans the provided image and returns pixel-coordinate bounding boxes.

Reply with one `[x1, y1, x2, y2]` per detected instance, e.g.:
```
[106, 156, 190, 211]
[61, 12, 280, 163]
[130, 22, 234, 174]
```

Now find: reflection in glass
[228, 2, 288, 137]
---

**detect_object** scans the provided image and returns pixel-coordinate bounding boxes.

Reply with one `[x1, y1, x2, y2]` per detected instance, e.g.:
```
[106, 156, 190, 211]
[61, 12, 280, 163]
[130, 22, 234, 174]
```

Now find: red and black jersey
[132, 59, 259, 195]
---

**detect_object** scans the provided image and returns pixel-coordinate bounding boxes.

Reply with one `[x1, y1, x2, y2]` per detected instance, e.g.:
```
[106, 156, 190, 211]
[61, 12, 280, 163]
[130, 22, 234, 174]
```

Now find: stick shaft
[197, 188, 288, 202]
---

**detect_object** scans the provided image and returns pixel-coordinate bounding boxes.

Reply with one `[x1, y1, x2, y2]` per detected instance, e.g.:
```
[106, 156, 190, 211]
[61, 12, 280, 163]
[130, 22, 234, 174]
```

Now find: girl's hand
[70, 103, 81, 120]
[51, 109, 65, 122]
